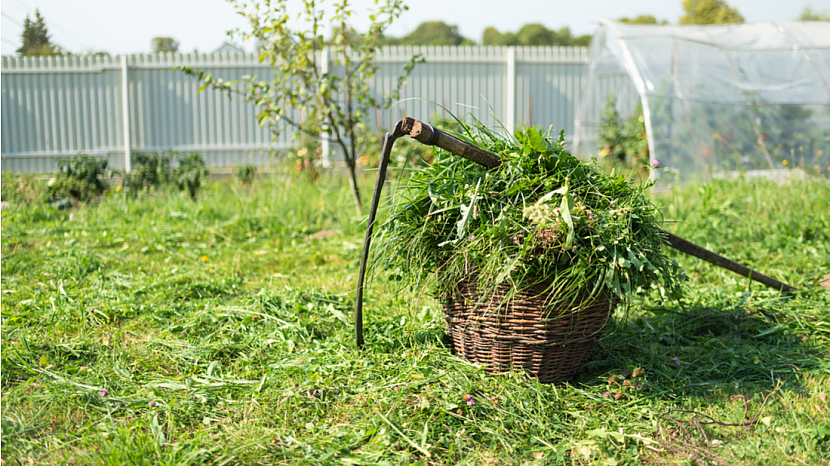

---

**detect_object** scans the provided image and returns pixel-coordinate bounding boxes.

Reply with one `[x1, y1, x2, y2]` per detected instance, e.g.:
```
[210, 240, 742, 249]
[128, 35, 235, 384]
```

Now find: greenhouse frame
[574, 20, 830, 181]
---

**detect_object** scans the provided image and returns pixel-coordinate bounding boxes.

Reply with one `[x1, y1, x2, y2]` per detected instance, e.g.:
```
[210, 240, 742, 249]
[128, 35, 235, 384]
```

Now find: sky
[1, 0, 827, 56]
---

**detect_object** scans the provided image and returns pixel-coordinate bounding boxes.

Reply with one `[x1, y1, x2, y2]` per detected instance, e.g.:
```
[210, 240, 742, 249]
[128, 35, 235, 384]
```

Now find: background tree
[679, 0, 744, 25]
[482, 24, 590, 46]
[399, 21, 472, 46]
[482, 27, 517, 46]
[327, 25, 404, 47]
[799, 5, 830, 21]
[569, 34, 592, 47]
[547, 26, 591, 47]
[619, 15, 669, 25]
[178, 0, 420, 214]
[16, 9, 63, 56]
[515, 24, 555, 46]
[151, 37, 179, 53]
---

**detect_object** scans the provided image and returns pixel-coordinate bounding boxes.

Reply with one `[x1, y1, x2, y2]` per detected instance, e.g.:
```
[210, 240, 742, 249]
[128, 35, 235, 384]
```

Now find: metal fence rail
[1, 46, 588, 173]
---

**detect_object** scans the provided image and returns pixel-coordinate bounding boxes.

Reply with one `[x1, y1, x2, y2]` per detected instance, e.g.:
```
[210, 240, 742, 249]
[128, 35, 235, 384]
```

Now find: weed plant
[175, 153, 210, 200]
[48, 154, 111, 203]
[122, 151, 175, 193]
[122, 151, 210, 200]
[1, 169, 829, 465]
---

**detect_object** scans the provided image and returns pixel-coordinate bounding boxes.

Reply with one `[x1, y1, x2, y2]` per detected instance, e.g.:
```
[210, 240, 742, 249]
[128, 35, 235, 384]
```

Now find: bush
[122, 151, 173, 194]
[49, 154, 110, 203]
[175, 153, 209, 200]
[121, 150, 209, 200]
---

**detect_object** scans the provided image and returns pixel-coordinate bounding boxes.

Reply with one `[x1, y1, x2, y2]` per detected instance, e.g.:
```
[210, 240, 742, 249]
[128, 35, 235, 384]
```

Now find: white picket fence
[1, 46, 588, 173]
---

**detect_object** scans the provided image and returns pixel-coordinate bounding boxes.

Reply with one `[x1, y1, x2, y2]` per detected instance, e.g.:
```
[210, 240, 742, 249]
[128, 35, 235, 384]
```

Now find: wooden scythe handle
[401, 117, 501, 168]
[661, 230, 796, 291]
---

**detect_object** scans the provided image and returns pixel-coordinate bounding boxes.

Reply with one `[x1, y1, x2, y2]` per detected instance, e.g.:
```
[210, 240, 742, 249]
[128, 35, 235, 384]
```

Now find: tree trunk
[345, 158, 362, 217]
[329, 120, 363, 217]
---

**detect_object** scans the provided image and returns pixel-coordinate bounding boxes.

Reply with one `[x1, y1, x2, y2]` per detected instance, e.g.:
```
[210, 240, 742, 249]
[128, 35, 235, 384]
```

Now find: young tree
[151, 37, 180, 53]
[679, 0, 744, 25]
[178, 0, 420, 214]
[482, 24, 591, 47]
[16, 9, 63, 56]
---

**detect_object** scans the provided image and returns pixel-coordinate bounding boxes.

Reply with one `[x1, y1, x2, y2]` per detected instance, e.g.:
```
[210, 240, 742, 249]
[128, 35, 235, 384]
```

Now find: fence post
[320, 47, 330, 168]
[506, 47, 516, 135]
[121, 55, 131, 172]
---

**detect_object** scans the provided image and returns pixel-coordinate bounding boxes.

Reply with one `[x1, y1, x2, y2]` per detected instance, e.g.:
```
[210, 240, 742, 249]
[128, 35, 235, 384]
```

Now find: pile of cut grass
[1, 170, 829, 465]
[374, 127, 684, 307]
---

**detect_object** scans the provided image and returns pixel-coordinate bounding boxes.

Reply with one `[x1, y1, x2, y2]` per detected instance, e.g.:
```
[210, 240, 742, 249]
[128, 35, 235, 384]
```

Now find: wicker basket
[444, 278, 618, 384]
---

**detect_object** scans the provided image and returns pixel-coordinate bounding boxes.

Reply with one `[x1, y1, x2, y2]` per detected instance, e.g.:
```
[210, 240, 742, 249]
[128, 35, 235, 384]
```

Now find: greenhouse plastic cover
[574, 20, 830, 181]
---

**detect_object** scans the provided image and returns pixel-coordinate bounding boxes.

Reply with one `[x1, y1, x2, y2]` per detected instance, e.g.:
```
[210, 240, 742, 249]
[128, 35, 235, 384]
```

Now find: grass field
[2, 169, 829, 465]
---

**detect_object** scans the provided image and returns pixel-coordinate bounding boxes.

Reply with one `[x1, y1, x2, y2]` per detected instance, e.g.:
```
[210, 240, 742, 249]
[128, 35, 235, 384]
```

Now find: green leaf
[558, 179, 574, 248]
[147, 382, 187, 390]
[535, 189, 559, 205]
[495, 258, 518, 285]
[526, 127, 547, 153]
[198, 84, 208, 93]
[617, 255, 630, 268]
[587, 428, 624, 443]
[550, 185, 568, 195]
[325, 304, 349, 325]
[207, 360, 220, 377]
[627, 249, 643, 270]
[560, 194, 574, 248]
[755, 326, 782, 338]
[456, 180, 480, 241]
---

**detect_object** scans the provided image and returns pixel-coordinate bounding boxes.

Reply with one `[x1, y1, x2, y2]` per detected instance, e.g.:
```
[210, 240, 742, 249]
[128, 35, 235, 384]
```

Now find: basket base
[444, 280, 617, 384]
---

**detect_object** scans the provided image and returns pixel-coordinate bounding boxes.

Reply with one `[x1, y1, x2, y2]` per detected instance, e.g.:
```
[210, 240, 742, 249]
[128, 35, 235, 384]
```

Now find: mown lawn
[2, 170, 829, 465]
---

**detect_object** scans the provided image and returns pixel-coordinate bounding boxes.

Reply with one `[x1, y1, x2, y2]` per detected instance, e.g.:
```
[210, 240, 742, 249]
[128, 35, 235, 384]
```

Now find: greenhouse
[574, 20, 830, 181]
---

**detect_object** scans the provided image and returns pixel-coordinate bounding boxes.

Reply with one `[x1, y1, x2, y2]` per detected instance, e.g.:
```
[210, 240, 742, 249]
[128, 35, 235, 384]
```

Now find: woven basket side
[444, 278, 617, 384]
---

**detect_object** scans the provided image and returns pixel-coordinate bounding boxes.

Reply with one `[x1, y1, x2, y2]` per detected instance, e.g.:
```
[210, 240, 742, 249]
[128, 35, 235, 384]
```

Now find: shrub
[49, 154, 110, 203]
[175, 153, 209, 200]
[122, 151, 173, 194]
[121, 150, 209, 200]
